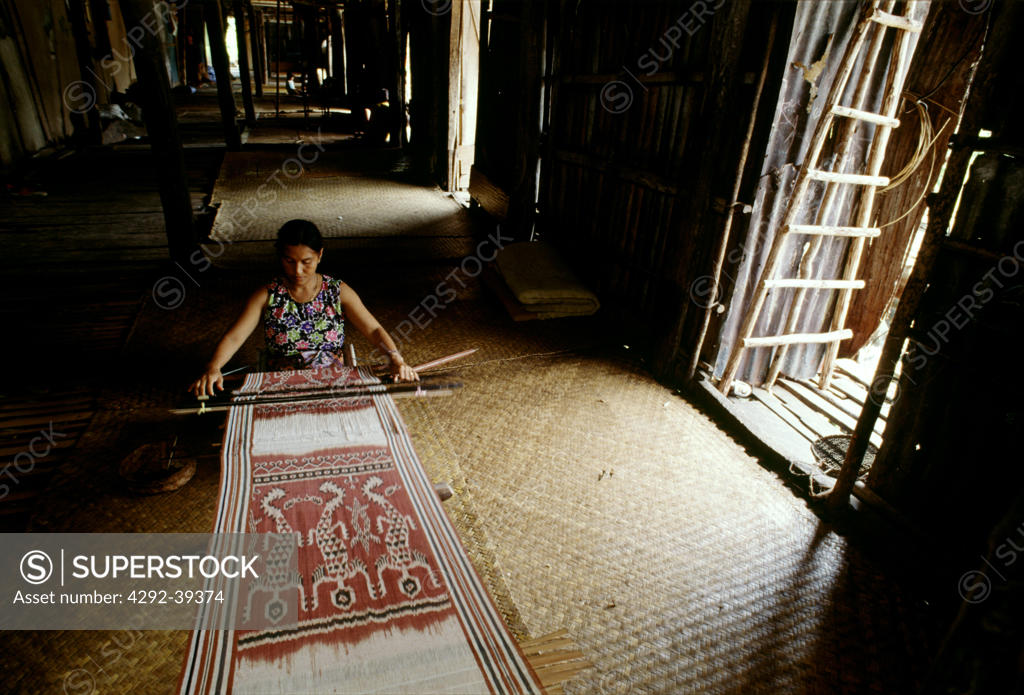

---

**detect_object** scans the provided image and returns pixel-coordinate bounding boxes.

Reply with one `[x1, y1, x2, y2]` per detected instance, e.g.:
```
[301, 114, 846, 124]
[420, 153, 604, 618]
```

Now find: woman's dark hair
[276, 219, 323, 255]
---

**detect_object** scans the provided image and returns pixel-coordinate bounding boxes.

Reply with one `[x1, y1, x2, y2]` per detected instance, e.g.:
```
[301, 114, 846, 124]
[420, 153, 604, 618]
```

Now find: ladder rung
[831, 105, 900, 128]
[743, 329, 854, 348]
[788, 224, 882, 238]
[870, 10, 924, 33]
[807, 169, 890, 186]
[764, 279, 866, 290]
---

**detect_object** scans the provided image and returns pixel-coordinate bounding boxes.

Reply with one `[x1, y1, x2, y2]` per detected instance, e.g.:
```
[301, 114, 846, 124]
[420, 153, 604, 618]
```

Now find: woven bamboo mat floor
[208, 150, 473, 243]
[395, 355, 941, 694]
[200, 147, 477, 270]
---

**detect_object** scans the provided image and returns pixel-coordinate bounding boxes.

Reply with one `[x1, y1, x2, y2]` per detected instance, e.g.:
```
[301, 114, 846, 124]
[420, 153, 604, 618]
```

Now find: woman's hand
[189, 365, 225, 397]
[389, 356, 419, 383]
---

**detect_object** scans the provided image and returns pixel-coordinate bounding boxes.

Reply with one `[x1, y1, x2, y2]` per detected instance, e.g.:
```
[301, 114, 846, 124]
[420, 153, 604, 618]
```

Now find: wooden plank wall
[0, 0, 79, 165]
[0, 0, 181, 169]
[530, 0, 784, 378]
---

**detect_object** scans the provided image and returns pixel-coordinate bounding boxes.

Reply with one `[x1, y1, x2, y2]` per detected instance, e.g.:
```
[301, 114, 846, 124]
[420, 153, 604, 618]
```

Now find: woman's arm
[339, 283, 419, 382]
[189, 287, 269, 396]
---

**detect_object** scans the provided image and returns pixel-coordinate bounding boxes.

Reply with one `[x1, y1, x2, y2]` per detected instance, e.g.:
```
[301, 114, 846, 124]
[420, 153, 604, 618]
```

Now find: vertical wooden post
[338, 7, 348, 95]
[654, 0, 752, 383]
[205, 0, 241, 149]
[250, 3, 264, 97]
[687, 10, 778, 381]
[117, 0, 197, 263]
[296, 5, 319, 96]
[175, 3, 188, 84]
[346, 0, 367, 131]
[66, 0, 103, 144]
[446, 0, 461, 186]
[302, 8, 314, 119]
[183, 2, 205, 86]
[233, 0, 256, 125]
[87, 0, 113, 57]
[390, 0, 404, 146]
[275, 0, 281, 117]
[329, 7, 345, 96]
[507, 0, 542, 236]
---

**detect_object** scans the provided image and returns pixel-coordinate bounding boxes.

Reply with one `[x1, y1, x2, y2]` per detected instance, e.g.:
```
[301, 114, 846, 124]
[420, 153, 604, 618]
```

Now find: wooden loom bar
[171, 380, 463, 415]
[411, 348, 478, 372]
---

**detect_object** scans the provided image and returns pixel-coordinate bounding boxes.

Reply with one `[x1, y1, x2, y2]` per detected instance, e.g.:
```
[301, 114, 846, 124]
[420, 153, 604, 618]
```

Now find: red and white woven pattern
[179, 366, 541, 694]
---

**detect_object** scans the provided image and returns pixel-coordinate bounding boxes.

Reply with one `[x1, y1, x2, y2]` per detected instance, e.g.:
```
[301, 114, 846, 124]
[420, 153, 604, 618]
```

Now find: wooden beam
[66, 0, 103, 145]
[391, 0, 405, 146]
[275, 0, 282, 118]
[806, 169, 890, 186]
[183, 2, 206, 87]
[250, 3, 264, 97]
[762, 279, 866, 290]
[329, 7, 345, 96]
[870, 9, 923, 33]
[118, 0, 197, 262]
[687, 8, 778, 381]
[205, 0, 241, 149]
[742, 329, 853, 348]
[234, 0, 256, 125]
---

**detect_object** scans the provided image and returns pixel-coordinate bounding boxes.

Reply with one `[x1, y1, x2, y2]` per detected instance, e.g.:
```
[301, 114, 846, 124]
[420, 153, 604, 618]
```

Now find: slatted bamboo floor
[0, 144, 222, 528]
[694, 358, 899, 493]
[766, 361, 891, 452]
[0, 390, 95, 531]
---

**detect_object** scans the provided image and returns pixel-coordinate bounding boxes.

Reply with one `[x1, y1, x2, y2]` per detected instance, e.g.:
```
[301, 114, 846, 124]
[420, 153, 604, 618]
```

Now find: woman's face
[280, 244, 322, 282]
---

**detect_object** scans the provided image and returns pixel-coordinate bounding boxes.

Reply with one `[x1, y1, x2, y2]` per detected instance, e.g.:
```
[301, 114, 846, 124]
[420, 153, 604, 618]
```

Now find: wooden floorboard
[0, 142, 223, 530]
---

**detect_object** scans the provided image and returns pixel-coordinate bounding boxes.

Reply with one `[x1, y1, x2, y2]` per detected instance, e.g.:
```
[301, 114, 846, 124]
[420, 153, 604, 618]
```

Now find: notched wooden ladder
[718, 0, 924, 397]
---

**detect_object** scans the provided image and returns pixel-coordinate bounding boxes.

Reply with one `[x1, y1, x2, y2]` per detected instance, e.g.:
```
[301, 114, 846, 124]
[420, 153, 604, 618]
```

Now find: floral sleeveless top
[263, 275, 346, 370]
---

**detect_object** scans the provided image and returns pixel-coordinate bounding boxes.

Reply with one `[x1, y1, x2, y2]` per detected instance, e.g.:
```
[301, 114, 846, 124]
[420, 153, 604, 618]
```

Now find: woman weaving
[189, 219, 418, 397]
